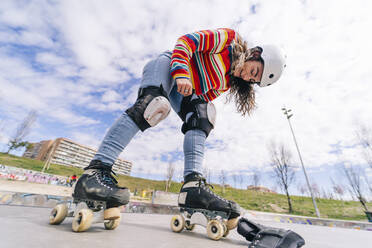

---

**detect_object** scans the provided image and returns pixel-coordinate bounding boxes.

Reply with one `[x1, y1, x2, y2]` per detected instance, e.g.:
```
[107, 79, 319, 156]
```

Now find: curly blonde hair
[227, 34, 257, 116]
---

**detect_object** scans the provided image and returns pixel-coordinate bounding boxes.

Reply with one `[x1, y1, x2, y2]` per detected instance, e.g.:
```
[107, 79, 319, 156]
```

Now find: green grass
[1, 152, 371, 221]
[0, 152, 84, 176]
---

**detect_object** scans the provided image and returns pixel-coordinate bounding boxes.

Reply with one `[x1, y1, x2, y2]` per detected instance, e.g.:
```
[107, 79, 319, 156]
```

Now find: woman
[73, 28, 286, 226]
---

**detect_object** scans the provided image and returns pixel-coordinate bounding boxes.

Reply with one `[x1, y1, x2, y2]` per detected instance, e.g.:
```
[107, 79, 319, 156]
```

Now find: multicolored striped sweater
[170, 28, 237, 102]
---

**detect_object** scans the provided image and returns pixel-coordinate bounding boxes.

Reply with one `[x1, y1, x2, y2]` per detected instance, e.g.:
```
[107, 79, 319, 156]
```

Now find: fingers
[176, 78, 193, 96]
[178, 82, 186, 94]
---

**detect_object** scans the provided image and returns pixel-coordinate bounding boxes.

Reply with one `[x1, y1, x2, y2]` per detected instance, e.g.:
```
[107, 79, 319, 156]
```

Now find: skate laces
[197, 177, 214, 190]
[197, 178, 228, 203]
[98, 168, 118, 188]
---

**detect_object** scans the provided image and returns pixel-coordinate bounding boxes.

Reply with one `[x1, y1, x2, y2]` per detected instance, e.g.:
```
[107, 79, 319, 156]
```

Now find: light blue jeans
[94, 51, 206, 177]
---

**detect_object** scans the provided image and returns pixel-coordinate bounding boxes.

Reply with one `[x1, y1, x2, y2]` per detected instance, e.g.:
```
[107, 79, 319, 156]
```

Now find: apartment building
[23, 138, 132, 175]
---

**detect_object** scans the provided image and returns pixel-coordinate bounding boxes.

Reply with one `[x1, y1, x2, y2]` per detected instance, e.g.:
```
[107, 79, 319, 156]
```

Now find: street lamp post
[282, 107, 321, 218]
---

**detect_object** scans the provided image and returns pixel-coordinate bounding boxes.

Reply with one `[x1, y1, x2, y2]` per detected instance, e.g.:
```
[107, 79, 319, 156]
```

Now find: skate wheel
[49, 204, 68, 225]
[206, 220, 224, 241]
[185, 220, 195, 231]
[222, 221, 229, 237]
[72, 209, 93, 232]
[170, 214, 185, 233]
[104, 215, 121, 230]
[104, 207, 121, 220]
[226, 217, 239, 230]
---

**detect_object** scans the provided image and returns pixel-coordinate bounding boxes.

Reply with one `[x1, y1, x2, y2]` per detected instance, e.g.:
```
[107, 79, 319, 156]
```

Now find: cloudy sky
[0, 0, 371, 196]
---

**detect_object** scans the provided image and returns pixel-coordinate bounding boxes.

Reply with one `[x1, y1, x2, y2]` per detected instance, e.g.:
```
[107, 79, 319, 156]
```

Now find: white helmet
[259, 45, 286, 87]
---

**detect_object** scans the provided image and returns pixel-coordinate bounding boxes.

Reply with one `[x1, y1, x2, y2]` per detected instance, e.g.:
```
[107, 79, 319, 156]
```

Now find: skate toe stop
[226, 217, 239, 230]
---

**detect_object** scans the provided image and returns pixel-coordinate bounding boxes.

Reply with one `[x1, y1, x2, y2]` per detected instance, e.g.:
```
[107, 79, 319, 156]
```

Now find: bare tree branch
[165, 162, 175, 192]
[342, 164, 369, 212]
[330, 177, 345, 201]
[355, 124, 372, 169]
[238, 174, 243, 189]
[232, 174, 238, 188]
[269, 140, 296, 213]
[363, 174, 372, 194]
[6, 110, 38, 154]
[219, 170, 227, 194]
[310, 182, 321, 199]
[203, 166, 211, 184]
[251, 170, 262, 187]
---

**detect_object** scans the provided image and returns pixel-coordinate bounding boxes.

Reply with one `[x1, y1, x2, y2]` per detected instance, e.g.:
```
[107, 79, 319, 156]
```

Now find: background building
[23, 138, 132, 175]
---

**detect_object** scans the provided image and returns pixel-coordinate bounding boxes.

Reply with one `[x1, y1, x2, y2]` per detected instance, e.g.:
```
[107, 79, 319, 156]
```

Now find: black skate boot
[49, 160, 129, 232]
[73, 160, 130, 207]
[179, 172, 241, 220]
[170, 172, 241, 240]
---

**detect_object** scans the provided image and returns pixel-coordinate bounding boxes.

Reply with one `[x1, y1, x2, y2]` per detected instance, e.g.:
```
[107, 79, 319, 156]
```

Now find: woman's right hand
[176, 78, 193, 96]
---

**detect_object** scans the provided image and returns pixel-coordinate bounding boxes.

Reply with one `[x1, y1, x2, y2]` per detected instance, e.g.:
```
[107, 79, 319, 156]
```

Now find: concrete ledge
[0, 191, 179, 214]
[0, 191, 70, 208]
[1, 190, 372, 232]
[243, 210, 372, 231]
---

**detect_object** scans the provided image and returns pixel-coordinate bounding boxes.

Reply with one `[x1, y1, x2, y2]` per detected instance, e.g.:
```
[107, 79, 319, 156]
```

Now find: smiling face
[233, 60, 264, 84]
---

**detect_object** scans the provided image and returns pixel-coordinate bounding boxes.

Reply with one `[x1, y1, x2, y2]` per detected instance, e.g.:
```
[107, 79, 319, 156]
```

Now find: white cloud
[1, 0, 372, 185]
[101, 90, 121, 103]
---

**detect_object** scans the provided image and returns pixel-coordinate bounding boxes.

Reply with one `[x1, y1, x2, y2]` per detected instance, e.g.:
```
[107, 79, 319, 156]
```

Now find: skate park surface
[0, 205, 371, 248]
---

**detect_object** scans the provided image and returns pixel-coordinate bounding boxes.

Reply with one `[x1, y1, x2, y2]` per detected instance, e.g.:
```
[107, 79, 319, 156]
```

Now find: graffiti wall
[0, 164, 73, 187]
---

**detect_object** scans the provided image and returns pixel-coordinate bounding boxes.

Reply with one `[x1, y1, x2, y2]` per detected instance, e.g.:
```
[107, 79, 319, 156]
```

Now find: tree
[251, 170, 261, 187]
[219, 170, 227, 194]
[363, 174, 372, 194]
[342, 164, 369, 212]
[321, 187, 333, 200]
[310, 182, 321, 199]
[355, 125, 372, 169]
[238, 174, 243, 189]
[297, 183, 307, 196]
[203, 166, 211, 184]
[6, 110, 37, 154]
[269, 141, 296, 213]
[165, 162, 175, 192]
[330, 177, 345, 201]
[232, 174, 238, 188]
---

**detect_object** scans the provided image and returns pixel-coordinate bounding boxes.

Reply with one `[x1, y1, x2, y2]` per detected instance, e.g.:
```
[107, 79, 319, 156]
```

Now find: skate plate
[170, 207, 237, 241]
[49, 198, 122, 232]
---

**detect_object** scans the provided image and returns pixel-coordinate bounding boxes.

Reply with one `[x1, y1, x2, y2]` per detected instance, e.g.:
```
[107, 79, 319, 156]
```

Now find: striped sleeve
[170, 28, 236, 80]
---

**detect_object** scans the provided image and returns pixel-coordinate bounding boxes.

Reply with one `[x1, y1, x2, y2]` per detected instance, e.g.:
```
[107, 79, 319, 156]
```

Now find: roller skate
[49, 160, 130, 232]
[170, 173, 241, 240]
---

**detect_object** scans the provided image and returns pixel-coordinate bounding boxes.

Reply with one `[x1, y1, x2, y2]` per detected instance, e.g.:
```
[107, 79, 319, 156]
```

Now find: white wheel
[72, 209, 93, 232]
[185, 220, 195, 231]
[206, 220, 224, 241]
[104, 215, 121, 230]
[226, 217, 239, 230]
[170, 214, 185, 233]
[49, 204, 68, 225]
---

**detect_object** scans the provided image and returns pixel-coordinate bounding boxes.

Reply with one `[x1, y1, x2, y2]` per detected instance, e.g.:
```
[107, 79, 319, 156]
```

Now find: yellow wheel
[104, 215, 121, 230]
[49, 204, 68, 225]
[72, 209, 93, 232]
[185, 220, 195, 231]
[104, 207, 121, 220]
[206, 220, 224, 241]
[226, 217, 239, 230]
[170, 214, 185, 233]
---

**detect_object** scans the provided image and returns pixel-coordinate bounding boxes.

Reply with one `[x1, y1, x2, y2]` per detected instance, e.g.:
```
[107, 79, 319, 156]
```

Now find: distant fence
[0, 164, 73, 187]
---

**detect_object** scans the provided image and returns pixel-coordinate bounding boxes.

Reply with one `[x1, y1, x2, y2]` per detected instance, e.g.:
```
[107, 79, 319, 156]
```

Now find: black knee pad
[126, 86, 171, 131]
[178, 95, 216, 137]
